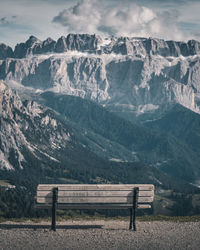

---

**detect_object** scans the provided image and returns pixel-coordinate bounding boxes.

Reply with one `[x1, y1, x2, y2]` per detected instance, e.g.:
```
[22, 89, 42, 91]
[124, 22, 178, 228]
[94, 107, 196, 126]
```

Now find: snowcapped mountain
[0, 34, 200, 119]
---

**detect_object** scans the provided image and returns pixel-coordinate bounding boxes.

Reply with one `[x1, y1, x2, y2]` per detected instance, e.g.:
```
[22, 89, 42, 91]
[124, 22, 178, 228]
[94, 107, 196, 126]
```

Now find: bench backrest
[36, 184, 154, 209]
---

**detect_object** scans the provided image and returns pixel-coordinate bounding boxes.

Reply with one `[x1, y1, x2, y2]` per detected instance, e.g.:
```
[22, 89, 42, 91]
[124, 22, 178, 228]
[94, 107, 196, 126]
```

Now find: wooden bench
[35, 184, 154, 231]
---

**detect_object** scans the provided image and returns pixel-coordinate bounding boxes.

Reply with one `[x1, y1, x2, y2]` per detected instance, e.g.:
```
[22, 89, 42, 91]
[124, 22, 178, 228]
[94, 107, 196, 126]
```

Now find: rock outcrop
[0, 80, 72, 170]
[1, 34, 200, 59]
[0, 43, 14, 59]
[1, 34, 200, 117]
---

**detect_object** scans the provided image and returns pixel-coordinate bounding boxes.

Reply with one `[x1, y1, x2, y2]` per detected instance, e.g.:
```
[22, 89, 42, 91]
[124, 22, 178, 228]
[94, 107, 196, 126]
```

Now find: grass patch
[1, 215, 200, 223]
[0, 217, 51, 223]
[137, 215, 200, 222]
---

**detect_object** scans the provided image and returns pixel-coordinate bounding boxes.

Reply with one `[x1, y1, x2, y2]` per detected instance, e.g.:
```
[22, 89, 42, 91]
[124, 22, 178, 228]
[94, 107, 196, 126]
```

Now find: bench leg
[129, 208, 137, 231]
[129, 187, 139, 231]
[133, 187, 139, 231]
[51, 202, 56, 231]
[51, 187, 58, 231]
[129, 208, 133, 230]
[133, 207, 137, 231]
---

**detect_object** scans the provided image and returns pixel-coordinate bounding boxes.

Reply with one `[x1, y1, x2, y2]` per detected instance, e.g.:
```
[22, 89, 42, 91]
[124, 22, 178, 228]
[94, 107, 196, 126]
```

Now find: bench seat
[35, 184, 154, 231]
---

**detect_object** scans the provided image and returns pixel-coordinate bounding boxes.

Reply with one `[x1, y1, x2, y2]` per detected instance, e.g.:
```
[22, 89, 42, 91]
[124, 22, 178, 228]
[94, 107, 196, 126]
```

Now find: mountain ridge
[1, 34, 200, 59]
[1, 34, 200, 117]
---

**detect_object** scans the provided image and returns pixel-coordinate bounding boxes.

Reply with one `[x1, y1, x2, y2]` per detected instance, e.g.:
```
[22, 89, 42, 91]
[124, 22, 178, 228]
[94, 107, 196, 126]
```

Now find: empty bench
[35, 184, 154, 231]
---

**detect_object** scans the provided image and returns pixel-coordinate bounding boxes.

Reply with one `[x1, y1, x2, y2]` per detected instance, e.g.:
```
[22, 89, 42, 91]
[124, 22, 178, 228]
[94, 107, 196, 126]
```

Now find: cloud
[53, 0, 101, 34]
[52, 0, 184, 41]
[99, 4, 182, 40]
[0, 16, 17, 26]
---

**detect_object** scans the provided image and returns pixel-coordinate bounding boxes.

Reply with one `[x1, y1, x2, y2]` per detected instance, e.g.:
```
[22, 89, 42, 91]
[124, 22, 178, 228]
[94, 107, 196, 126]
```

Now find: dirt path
[0, 220, 200, 249]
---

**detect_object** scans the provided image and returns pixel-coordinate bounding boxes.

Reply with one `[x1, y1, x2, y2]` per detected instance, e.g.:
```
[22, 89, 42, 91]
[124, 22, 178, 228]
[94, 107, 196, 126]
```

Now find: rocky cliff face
[0, 80, 72, 170]
[12, 34, 102, 58]
[0, 43, 14, 59]
[0, 34, 200, 117]
[1, 34, 200, 58]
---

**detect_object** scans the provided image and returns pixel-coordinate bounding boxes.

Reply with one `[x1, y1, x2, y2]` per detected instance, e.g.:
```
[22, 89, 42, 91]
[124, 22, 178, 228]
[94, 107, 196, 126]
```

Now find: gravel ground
[0, 219, 200, 250]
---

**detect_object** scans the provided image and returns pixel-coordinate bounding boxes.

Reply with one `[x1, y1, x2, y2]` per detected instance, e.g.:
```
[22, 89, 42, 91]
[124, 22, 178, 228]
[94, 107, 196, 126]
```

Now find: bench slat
[37, 196, 153, 204]
[37, 190, 154, 198]
[35, 203, 152, 209]
[37, 184, 154, 191]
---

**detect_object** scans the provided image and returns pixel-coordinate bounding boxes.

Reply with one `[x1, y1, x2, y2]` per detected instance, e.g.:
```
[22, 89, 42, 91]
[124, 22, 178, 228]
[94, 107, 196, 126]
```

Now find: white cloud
[53, 0, 101, 34]
[53, 0, 184, 41]
[0, 16, 17, 26]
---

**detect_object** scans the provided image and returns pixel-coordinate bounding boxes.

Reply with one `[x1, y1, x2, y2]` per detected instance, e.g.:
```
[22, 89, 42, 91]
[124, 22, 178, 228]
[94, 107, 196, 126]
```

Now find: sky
[0, 0, 200, 48]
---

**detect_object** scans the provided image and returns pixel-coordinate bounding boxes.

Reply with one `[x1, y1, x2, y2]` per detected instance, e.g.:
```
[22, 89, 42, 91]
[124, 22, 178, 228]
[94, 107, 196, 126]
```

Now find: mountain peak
[28, 35, 40, 42]
[0, 34, 199, 59]
[25, 35, 41, 47]
[44, 37, 55, 43]
[0, 43, 14, 59]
